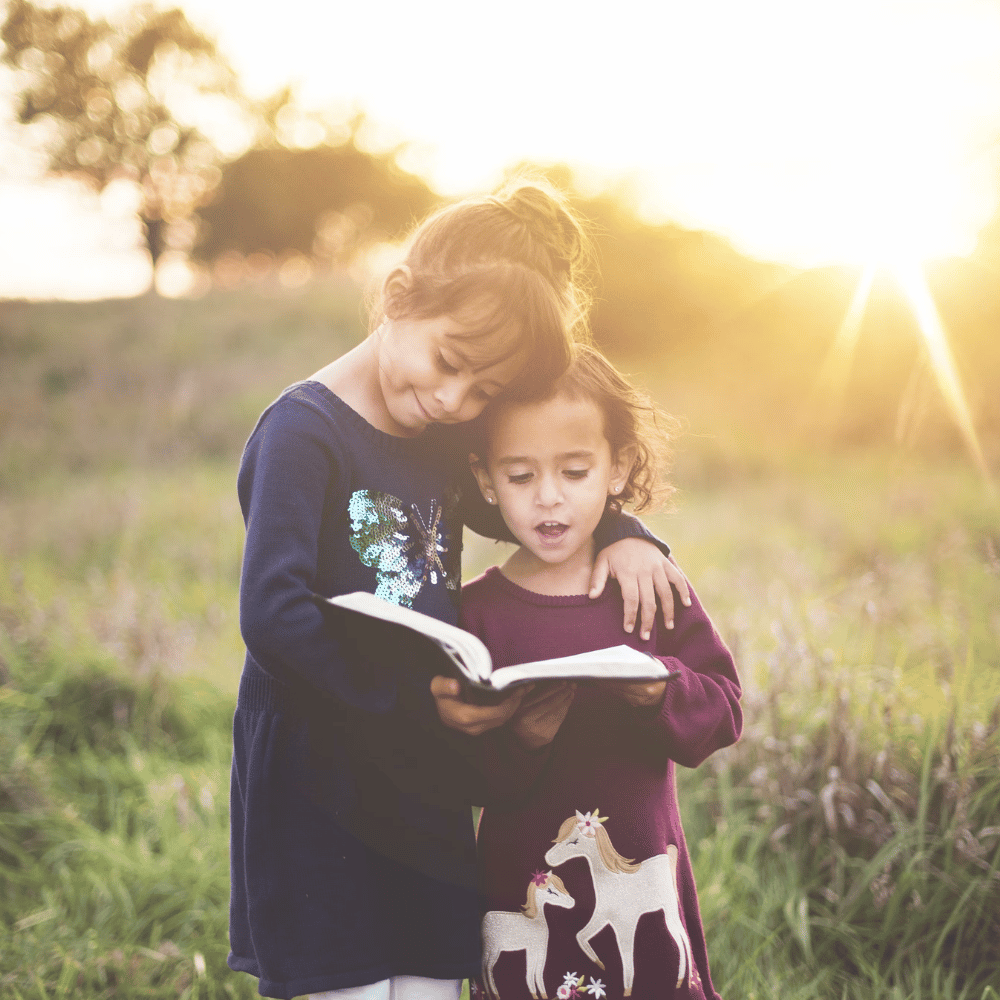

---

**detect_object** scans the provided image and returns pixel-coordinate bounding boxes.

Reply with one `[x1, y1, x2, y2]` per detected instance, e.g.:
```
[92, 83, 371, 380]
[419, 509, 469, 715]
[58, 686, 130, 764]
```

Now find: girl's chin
[524, 539, 590, 567]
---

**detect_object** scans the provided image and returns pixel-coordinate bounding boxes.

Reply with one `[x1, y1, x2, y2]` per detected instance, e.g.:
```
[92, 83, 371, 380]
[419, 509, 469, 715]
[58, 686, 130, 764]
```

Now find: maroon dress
[461, 568, 742, 1000]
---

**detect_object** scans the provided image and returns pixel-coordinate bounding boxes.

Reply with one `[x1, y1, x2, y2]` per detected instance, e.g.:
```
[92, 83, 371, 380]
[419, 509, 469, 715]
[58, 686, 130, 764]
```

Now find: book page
[325, 591, 493, 683]
[488, 645, 670, 691]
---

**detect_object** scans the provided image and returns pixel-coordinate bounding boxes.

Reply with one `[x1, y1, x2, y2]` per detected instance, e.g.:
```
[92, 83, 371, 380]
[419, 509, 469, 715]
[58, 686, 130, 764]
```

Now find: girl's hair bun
[492, 178, 589, 277]
[490, 175, 595, 339]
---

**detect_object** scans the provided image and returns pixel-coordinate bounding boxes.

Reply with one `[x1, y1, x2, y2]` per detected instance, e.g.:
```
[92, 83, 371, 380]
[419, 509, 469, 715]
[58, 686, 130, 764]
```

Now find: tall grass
[2, 286, 999, 998]
[650, 452, 1000, 998]
[0, 631, 249, 998]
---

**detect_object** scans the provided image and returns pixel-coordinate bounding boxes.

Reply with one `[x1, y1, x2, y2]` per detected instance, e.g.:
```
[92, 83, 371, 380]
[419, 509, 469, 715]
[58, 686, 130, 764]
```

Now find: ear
[469, 452, 499, 506]
[609, 444, 636, 498]
[381, 264, 413, 318]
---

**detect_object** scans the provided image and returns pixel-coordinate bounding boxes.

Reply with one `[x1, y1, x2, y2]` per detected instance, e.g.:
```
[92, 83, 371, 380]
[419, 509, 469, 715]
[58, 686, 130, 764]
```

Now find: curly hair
[479, 344, 676, 513]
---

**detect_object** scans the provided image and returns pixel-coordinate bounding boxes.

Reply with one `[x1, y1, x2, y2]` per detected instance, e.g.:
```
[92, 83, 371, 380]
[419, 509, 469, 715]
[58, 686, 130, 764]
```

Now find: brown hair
[550, 815, 640, 874]
[480, 344, 677, 512]
[520, 871, 570, 919]
[376, 175, 594, 399]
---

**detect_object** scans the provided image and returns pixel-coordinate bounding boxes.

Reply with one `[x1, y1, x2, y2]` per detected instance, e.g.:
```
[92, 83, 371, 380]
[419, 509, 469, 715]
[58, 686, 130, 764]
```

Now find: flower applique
[348, 488, 460, 606]
[575, 810, 607, 837]
[557, 973, 607, 998]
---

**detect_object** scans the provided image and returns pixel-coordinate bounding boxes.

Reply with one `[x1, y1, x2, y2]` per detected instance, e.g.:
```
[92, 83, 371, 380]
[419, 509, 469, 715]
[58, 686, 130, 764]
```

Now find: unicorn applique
[545, 811, 696, 996]
[481, 870, 575, 999]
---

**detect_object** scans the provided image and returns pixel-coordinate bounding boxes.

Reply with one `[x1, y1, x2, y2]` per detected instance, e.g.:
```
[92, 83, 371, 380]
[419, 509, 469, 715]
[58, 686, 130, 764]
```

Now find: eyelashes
[435, 350, 459, 375]
[435, 352, 497, 402]
[505, 469, 590, 485]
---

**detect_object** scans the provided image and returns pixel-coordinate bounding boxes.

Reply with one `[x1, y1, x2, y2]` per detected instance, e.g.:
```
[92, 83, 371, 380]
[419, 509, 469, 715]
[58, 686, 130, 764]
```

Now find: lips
[414, 394, 441, 423]
[535, 521, 568, 540]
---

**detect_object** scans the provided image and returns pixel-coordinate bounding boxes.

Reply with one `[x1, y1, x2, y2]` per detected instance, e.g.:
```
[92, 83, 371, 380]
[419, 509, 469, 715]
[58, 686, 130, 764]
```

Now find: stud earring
[612, 484, 621, 494]
[486, 496, 495, 504]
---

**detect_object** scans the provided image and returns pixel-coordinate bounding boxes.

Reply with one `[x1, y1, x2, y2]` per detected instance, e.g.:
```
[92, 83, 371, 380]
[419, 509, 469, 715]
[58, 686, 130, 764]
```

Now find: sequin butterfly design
[348, 488, 460, 607]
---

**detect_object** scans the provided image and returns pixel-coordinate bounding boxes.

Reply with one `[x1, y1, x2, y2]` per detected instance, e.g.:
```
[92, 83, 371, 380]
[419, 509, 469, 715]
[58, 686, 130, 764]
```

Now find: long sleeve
[238, 395, 394, 711]
[237, 387, 482, 806]
[634, 579, 743, 768]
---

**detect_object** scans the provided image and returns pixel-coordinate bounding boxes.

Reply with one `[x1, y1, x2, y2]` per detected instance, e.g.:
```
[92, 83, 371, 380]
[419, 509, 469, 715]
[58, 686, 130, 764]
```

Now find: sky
[2, 0, 1000, 299]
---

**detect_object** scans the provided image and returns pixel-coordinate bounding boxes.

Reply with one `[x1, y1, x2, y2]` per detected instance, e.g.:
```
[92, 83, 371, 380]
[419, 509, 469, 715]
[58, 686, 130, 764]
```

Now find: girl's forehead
[489, 393, 606, 449]
[500, 391, 600, 421]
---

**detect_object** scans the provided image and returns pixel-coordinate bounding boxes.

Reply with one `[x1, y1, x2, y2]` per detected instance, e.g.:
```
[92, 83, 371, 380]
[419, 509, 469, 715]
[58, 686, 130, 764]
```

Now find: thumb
[430, 675, 462, 698]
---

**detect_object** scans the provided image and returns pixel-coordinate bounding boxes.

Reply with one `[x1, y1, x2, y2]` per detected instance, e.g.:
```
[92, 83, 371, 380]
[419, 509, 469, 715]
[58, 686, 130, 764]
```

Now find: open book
[313, 590, 679, 704]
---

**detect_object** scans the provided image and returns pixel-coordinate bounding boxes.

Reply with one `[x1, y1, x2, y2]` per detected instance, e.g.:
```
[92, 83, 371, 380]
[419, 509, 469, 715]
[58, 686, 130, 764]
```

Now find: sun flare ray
[890, 262, 990, 483]
[813, 266, 876, 429]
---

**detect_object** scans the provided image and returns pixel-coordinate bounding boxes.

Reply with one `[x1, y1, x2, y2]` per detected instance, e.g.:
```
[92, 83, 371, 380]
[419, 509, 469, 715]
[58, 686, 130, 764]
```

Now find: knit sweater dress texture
[462, 568, 742, 1000]
[228, 382, 667, 999]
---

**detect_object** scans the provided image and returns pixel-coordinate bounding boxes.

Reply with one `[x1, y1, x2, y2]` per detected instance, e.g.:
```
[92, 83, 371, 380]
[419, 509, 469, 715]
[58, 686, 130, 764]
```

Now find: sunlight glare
[152, 0, 1000, 269]
[891, 262, 990, 481]
[813, 265, 876, 428]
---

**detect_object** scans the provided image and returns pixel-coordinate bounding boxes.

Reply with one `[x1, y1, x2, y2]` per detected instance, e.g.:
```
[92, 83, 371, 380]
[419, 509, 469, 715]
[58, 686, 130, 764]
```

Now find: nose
[433, 377, 468, 416]
[536, 472, 563, 508]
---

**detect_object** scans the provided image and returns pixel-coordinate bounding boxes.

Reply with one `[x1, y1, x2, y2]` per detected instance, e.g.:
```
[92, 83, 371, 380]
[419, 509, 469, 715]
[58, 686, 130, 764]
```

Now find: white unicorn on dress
[545, 811, 695, 995]
[481, 870, 575, 999]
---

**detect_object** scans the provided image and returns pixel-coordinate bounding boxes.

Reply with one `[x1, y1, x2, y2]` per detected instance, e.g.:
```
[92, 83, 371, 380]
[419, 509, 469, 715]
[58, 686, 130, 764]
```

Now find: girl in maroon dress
[461, 345, 743, 1000]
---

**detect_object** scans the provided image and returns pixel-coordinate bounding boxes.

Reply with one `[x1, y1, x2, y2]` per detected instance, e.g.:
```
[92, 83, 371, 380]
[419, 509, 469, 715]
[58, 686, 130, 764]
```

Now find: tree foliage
[193, 127, 439, 264]
[503, 164, 789, 355]
[1, 0, 247, 263]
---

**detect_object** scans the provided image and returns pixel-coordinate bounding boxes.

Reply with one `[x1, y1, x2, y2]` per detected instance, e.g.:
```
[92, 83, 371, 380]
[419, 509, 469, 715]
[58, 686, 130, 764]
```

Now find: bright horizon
[2, 0, 1000, 299]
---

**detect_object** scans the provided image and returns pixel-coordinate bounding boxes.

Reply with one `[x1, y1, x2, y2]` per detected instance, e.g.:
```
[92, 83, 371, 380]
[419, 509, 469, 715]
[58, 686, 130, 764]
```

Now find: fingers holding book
[607, 678, 668, 708]
[511, 682, 576, 750]
[430, 675, 530, 736]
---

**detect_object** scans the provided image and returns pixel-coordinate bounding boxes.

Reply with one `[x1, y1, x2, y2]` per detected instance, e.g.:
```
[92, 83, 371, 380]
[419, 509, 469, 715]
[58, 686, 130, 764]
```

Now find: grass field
[1, 285, 998, 999]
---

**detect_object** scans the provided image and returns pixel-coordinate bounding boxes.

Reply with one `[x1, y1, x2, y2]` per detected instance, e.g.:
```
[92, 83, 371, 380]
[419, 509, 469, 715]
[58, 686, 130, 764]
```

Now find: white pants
[309, 976, 463, 1000]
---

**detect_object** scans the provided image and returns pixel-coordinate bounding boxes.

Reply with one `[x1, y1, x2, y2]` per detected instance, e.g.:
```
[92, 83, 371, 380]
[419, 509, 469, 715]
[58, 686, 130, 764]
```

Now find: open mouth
[535, 521, 568, 541]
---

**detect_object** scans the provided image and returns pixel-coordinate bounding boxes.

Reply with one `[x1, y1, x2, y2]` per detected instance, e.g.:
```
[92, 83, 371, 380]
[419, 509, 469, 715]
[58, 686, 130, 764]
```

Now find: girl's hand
[589, 539, 691, 639]
[608, 679, 668, 708]
[511, 682, 576, 750]
[430, 675, 528, 736]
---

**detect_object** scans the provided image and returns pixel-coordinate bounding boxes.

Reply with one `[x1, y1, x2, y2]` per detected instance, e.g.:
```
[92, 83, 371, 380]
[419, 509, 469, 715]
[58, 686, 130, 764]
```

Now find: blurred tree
[1, 0, 250, 265]
[192, 119, 439, 265]
[505, 163, 788, 356]
[586, 193, 787, 354]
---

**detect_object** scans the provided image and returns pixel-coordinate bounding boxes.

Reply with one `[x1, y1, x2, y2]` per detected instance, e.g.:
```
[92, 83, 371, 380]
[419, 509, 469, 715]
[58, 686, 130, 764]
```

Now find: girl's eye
[435, 351, 459, 375]
[564, 469, 589, 480]
[507, 473, 532, 485]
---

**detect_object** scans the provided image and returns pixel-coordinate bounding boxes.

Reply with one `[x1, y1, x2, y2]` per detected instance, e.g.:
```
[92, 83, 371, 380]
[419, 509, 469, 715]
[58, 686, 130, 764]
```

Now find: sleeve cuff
[593, 510, 670, 557]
